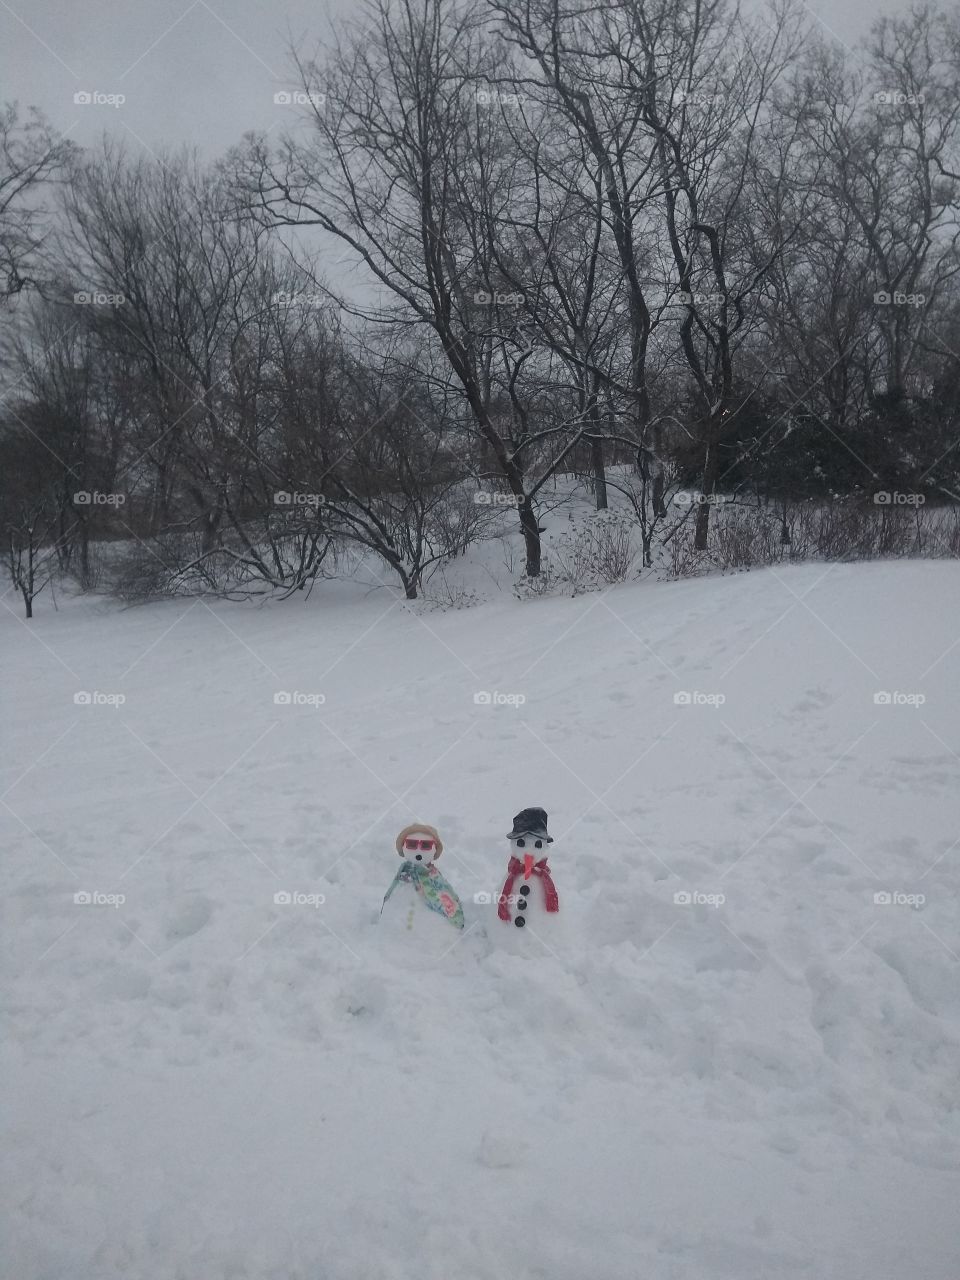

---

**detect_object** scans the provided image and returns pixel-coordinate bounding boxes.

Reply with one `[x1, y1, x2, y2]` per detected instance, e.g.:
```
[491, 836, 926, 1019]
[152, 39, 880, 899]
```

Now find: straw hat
[395, 823, 443, 857]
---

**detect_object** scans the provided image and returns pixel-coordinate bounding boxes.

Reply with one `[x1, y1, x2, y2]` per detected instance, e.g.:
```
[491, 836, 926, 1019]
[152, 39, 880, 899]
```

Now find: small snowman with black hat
[498, 807, 559, 929]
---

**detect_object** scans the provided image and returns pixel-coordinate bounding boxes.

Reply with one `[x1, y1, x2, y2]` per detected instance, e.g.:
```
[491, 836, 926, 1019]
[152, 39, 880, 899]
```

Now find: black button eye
[535, 840, 542, 849]
[516, 838, 525, 848]
[415, 854, 422, 861]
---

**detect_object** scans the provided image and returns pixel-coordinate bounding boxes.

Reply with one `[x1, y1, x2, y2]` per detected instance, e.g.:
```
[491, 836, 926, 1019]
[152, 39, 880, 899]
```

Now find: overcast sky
[3, 0, 913, 159]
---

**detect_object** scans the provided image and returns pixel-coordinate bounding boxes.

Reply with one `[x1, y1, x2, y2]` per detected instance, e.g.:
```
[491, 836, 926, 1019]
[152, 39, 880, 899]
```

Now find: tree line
[2, 0, 960, 615]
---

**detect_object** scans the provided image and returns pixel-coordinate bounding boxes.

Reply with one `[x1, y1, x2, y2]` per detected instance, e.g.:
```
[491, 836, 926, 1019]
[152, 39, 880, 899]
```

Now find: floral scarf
[382, 861, 465, 929]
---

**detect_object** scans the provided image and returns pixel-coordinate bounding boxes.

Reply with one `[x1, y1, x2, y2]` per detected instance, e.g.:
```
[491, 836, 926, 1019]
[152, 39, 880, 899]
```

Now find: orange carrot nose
[523, 853, 535, 880]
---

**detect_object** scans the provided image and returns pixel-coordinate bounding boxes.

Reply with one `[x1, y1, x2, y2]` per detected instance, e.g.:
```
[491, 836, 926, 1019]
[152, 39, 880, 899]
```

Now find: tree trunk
[519, 498, 542, 577]
[652, 423, 667, 517]
[590, 436, 608, 510]
[201, 509, 222, 554]
[79, 523, 90, 586]
[388, 557, 419, 599]
[694, 430, 721, 551]
[56, 506, 69, 571]
[653, 472, 666, 518]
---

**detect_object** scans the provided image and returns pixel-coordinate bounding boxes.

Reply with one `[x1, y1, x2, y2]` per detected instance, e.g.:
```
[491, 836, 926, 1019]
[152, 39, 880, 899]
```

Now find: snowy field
[3, 556, 959, 1280]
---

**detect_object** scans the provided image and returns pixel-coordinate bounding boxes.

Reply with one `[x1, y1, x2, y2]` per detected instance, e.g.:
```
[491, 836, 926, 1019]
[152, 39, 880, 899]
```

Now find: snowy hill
[3, 560, 959, 1280]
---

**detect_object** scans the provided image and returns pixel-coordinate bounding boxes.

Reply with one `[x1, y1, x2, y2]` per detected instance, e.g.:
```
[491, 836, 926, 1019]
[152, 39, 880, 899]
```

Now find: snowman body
[379, 826, 465, 963]
[380, 864, 462, 939]
[498, 826, 560, 936]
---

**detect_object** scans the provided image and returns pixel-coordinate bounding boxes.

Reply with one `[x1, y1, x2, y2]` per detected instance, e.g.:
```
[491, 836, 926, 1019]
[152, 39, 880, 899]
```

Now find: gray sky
[2, 0, 345, 156]
[2, 0, 911, 158]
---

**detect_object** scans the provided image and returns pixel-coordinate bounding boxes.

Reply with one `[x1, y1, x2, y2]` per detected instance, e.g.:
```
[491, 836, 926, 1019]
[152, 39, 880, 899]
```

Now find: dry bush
[417, 570, 484, 611]
[110, 533, 228, 601]
[659, 509, 713, 579]
[512, 556, 570, 599]
[662, 498, 960, 579]
[590, 509, 639, 583]
[708, 504, 772, 569]
[549, 510, 641, 593]
[925, 507, 960, 556]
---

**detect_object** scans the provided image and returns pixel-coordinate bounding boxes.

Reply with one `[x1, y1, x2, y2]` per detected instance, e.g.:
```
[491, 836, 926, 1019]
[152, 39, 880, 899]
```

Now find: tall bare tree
[0, 103, 76, 300]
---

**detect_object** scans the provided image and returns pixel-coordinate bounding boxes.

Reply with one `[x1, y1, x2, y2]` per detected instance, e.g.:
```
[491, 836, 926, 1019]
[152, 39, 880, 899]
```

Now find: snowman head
[395, 823, 443, 864]
[510, 835, 548, 880]
[506, 808, 553, 878]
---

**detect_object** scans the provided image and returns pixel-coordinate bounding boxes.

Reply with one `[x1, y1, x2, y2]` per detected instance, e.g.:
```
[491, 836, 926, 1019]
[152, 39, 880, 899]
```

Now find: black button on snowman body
[515, 880, 533, 926]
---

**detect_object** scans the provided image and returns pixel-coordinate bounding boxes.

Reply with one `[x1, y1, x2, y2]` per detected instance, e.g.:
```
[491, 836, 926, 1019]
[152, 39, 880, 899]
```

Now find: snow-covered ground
[3, 554, 959, 1280]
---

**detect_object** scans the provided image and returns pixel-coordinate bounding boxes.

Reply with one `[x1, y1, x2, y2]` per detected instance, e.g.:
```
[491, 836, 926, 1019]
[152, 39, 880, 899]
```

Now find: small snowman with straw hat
[497, 807, 559, 929]
[380, 823, 465, 944]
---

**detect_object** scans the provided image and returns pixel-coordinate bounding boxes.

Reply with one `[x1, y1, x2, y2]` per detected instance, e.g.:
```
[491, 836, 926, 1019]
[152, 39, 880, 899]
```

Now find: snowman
[497, 807, 559, 930]
[379, 824, 465, 956]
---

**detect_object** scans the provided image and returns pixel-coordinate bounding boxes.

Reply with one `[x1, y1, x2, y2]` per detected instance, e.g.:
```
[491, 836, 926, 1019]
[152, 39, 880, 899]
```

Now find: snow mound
[3, 561, 959, 1279]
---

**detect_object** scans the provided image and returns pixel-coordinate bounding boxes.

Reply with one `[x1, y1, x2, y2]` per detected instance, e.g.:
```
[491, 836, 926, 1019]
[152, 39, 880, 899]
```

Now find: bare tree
[0, 421, 63, 616]
[61, 143, 293, 552]
[0, 103, 76, 300]
[237, 0, 614, 576]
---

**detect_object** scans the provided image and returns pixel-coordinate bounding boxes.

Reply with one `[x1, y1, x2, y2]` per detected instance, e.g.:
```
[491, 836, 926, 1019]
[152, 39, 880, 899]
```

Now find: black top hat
[506, 807, 553, 843]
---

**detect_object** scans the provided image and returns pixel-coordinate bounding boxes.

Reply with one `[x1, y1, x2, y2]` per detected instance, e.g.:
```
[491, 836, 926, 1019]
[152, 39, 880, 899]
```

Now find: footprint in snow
[163, 895, 213, 941]
[787, 686, 836, 714]
[477, 1132, 526, 1169]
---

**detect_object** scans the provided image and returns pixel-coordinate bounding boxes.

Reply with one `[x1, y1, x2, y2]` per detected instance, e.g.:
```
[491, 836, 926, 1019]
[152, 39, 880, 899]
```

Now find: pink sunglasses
[404, 838, 435, 852]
